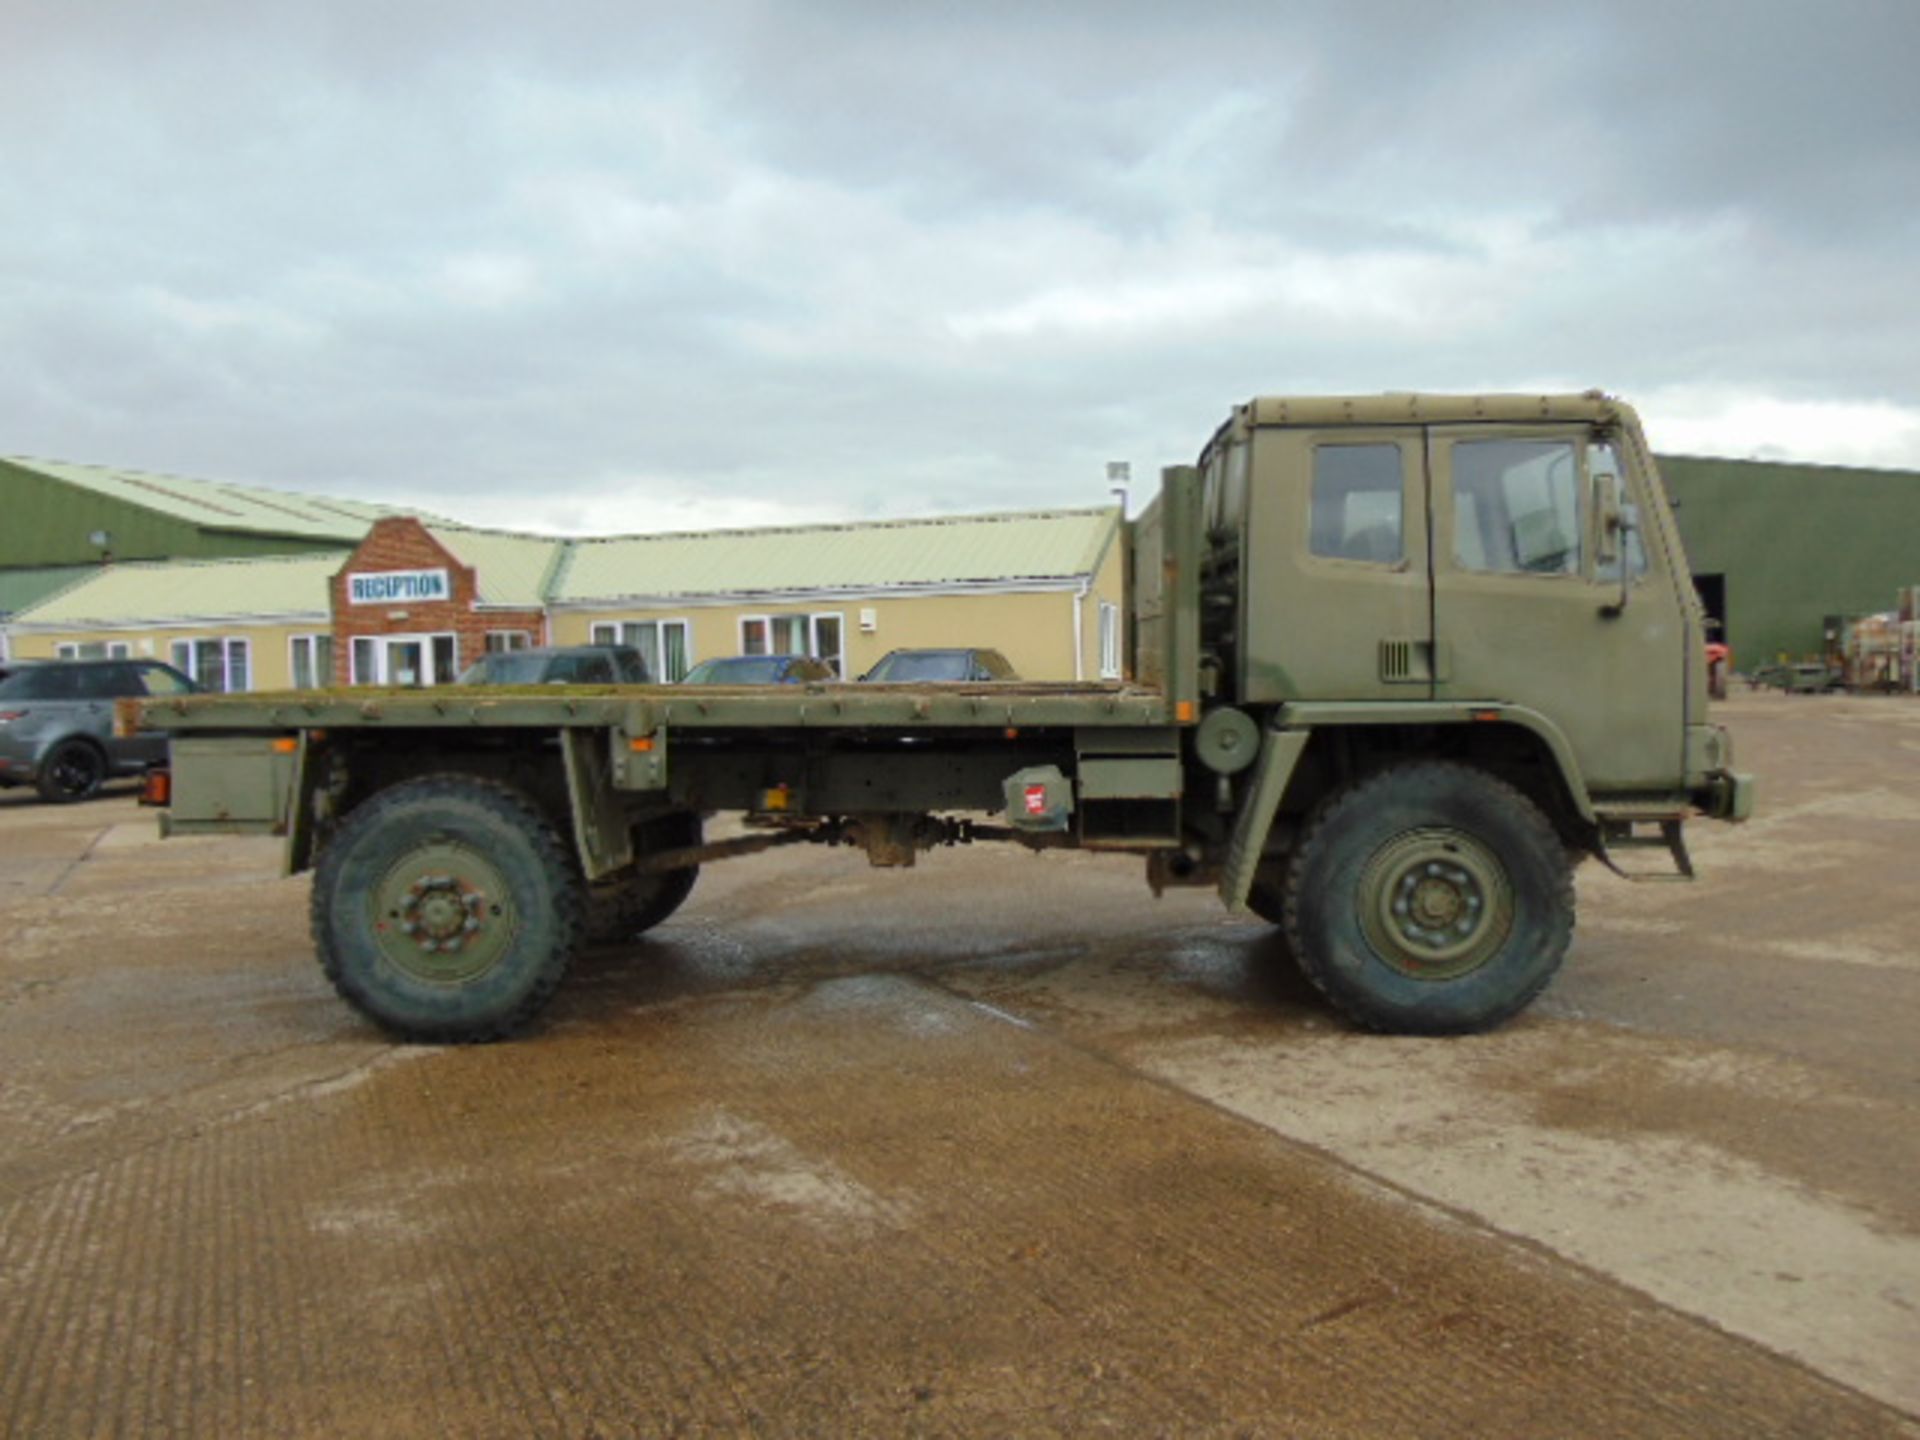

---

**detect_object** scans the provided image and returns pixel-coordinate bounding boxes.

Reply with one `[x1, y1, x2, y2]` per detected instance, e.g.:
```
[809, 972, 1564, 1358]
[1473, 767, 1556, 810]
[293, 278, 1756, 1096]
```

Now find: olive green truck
[135, 393, 1753, 1043]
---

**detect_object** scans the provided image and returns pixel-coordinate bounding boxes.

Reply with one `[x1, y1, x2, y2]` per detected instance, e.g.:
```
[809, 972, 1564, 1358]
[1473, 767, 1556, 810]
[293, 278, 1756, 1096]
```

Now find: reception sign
[347, 568, 451, 606]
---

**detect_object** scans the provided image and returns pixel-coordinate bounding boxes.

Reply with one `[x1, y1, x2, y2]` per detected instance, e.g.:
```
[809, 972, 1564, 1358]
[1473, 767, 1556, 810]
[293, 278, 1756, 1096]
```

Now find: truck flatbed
[135, 679, 1177, 733]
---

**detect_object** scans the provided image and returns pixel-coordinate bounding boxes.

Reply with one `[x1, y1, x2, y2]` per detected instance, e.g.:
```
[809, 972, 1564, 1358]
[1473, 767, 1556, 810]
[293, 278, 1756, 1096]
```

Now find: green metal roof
[0, 566, 95, 618]
[430, 528, 568, 609]
[2, 456, 439, 542]
[555, 507, 1121, 604]
[9, 553, 338, 629]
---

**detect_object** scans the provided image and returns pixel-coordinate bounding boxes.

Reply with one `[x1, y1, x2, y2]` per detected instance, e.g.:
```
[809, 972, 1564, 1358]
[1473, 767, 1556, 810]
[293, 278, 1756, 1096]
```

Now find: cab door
[1242, 426, 1432, 702]
[1427, 425, 1686, 791]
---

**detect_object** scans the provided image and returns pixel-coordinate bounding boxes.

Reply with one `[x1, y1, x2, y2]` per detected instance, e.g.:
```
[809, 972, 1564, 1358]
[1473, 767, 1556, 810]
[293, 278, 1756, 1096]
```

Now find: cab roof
[1241, 391, 1629, 429]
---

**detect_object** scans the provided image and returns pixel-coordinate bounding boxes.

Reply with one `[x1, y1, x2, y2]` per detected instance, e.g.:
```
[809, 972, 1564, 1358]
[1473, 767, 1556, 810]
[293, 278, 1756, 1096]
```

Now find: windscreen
[868, 652, 968, 681]
[457, 652, 554, 684]
[684, 657, 789, 683]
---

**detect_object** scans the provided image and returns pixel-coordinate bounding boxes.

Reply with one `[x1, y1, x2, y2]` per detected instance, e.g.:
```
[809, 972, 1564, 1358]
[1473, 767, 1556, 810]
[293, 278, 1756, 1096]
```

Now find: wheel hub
[371, 847, 516, 984]
[1359, 829, 1513, 981]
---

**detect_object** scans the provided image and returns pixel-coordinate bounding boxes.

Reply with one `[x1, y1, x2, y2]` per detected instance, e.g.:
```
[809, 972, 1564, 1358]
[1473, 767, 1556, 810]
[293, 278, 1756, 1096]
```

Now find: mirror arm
[1599, 511, 1636, 618]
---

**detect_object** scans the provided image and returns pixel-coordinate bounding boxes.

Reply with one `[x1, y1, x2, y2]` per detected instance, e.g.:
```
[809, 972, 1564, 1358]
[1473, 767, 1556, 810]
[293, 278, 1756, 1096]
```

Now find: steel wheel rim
[1357, 827, 1514, 981]
[369, 839, 519, 985]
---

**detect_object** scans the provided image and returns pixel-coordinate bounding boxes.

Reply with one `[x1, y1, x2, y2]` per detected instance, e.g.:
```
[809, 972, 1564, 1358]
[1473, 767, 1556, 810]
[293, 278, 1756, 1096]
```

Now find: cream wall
[553, 585, 1095, 680]
[8, 621, 332, 690]
[1076, 532, 1127, 682]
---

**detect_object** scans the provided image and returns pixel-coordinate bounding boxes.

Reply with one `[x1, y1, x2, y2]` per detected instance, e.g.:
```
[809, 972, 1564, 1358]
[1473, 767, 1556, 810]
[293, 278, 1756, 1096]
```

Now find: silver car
[0, 660, 199, 802]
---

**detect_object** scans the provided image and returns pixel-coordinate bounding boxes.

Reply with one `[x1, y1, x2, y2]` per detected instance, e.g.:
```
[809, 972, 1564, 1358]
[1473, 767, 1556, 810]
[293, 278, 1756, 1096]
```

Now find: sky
[2, 0, 1916, 535]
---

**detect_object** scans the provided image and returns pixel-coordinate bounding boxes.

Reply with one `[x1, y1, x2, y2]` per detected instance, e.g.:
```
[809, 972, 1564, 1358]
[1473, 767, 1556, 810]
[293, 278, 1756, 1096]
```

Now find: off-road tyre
[1283, 761, 1573, 1035]
[310, 775, 583, 1043]
[36, 739, 107, 803]
[584, 812, 702, 944]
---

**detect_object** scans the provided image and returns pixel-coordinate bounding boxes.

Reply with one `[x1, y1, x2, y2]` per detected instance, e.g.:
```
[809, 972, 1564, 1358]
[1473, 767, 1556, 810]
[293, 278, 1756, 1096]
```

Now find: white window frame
[55, 641, 130, 660]
[289, 633, 335, 689]
[170, 636, 252, 692]
[1098, 601, 1121, 679]
[348, 632, 458, 687]
[590, 619, 692, 681]
[738, 611, 844, 677]
[485, 629, 533, 654]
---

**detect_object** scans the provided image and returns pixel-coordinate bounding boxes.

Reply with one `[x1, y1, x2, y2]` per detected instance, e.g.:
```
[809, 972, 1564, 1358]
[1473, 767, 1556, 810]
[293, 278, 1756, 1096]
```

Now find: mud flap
[1218, 728, 1310, 910]
[561, 728, 634, 881]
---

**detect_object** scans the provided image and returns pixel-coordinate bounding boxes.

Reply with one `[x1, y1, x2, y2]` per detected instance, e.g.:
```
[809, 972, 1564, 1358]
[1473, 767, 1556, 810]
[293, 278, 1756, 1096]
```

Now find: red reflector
[141, 769, 172, 807]
[1024, 784, 1049, 816]
[1470, 709, 1502, 722]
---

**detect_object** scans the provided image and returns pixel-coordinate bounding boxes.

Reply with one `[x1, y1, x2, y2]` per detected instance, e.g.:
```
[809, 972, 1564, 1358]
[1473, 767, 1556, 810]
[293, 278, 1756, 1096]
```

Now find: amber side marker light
[140, 770, 172, 808]
[629, 736, 655, 753]
[271, 737, 299, 754]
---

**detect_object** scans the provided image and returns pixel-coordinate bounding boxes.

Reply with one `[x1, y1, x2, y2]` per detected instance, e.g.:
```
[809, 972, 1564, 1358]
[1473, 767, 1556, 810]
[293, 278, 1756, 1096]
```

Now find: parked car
[858, 648, 1020, 682]
[1749, 660, 1843, 694]
[0, 659, 200, 802]
[681, 655, 837, 685]
[456, 645, 650, 686]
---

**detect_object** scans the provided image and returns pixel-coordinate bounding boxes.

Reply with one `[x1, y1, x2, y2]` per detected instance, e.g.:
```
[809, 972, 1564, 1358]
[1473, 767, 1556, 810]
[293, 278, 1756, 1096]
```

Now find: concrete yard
[1, 692, 1915, 1436]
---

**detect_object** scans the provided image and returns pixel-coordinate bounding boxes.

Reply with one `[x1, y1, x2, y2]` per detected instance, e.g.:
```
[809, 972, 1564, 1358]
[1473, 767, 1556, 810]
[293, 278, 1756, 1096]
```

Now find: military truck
[134, 393, 1752, 1043]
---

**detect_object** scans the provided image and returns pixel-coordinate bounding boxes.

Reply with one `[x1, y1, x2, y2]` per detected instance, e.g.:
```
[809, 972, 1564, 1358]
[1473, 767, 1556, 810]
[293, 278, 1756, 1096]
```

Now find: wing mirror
[1594, 472, 1638, 617]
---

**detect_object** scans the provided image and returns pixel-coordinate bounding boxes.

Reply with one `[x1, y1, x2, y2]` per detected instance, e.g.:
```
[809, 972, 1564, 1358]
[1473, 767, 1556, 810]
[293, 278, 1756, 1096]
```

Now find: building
[5, 507, 1127, 687]
[0, 455, 430, 568]
[1660, 454, 1920, 666]
[5, 554, 339, 689]
[546, 507, 1125, 681]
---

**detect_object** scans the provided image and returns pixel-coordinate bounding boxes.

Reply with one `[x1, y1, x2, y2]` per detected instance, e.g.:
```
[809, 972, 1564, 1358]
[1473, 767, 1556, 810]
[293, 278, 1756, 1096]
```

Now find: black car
[0, 659, 200, 802]
[681, 655, 838, 684]
[456, 645, 650, 686]
[858, 648, 1019, 682]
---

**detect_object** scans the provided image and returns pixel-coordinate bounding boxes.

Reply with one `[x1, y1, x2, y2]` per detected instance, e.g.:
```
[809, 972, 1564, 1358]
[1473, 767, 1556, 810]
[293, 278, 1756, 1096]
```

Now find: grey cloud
[3, 0, 1917, 526]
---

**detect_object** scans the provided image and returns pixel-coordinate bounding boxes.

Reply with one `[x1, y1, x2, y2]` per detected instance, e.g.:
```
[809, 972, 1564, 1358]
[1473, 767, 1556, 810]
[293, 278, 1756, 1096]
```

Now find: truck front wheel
[1284, 762, 1573, 1034]
[310, 775, 583, 1042]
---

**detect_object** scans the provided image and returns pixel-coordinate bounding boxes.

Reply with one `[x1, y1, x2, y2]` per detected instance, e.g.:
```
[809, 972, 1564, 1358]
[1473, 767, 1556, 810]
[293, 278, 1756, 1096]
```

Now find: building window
[171, 637, 252, 693]
[55, 642, 130, 660]
[290, 634, 335, 689]
[1098, 601, 1121, 679]
[589, 620, 690, 682]
[485, 630, 533, 654]
[738, 612, 845, 678]
[348, 633, 457, 687]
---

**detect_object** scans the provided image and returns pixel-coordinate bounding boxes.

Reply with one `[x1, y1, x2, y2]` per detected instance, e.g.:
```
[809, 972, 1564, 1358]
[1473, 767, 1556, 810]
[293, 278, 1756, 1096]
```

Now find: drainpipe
[1072, 577, 1088, 682]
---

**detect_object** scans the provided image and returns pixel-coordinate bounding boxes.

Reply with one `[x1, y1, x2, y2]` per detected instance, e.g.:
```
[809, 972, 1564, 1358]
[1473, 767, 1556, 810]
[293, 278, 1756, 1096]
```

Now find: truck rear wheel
[1283, 762, 1572, 1034]
[310, 775, 583, 1043]
[1246, 861, 1288, 925]
[585, 812, 703, 944]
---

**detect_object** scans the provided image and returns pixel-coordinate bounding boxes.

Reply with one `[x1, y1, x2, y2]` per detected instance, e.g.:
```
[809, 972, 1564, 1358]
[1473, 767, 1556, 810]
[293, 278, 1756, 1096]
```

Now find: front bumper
[1697, 769, 1756, 822]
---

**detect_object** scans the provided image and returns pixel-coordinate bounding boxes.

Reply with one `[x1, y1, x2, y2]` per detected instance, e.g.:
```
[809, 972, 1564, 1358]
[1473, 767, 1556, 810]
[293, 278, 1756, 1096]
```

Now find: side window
[1309, 445, 1404, 564]
[137, 664, 195, 696]
[78, 666, 129, 699]
[1452, 440, 1580, 576]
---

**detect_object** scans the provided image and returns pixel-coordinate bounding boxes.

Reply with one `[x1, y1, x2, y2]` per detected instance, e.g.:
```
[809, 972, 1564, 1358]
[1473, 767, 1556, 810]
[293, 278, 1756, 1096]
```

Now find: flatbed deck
[135, 680, 1178, 733]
